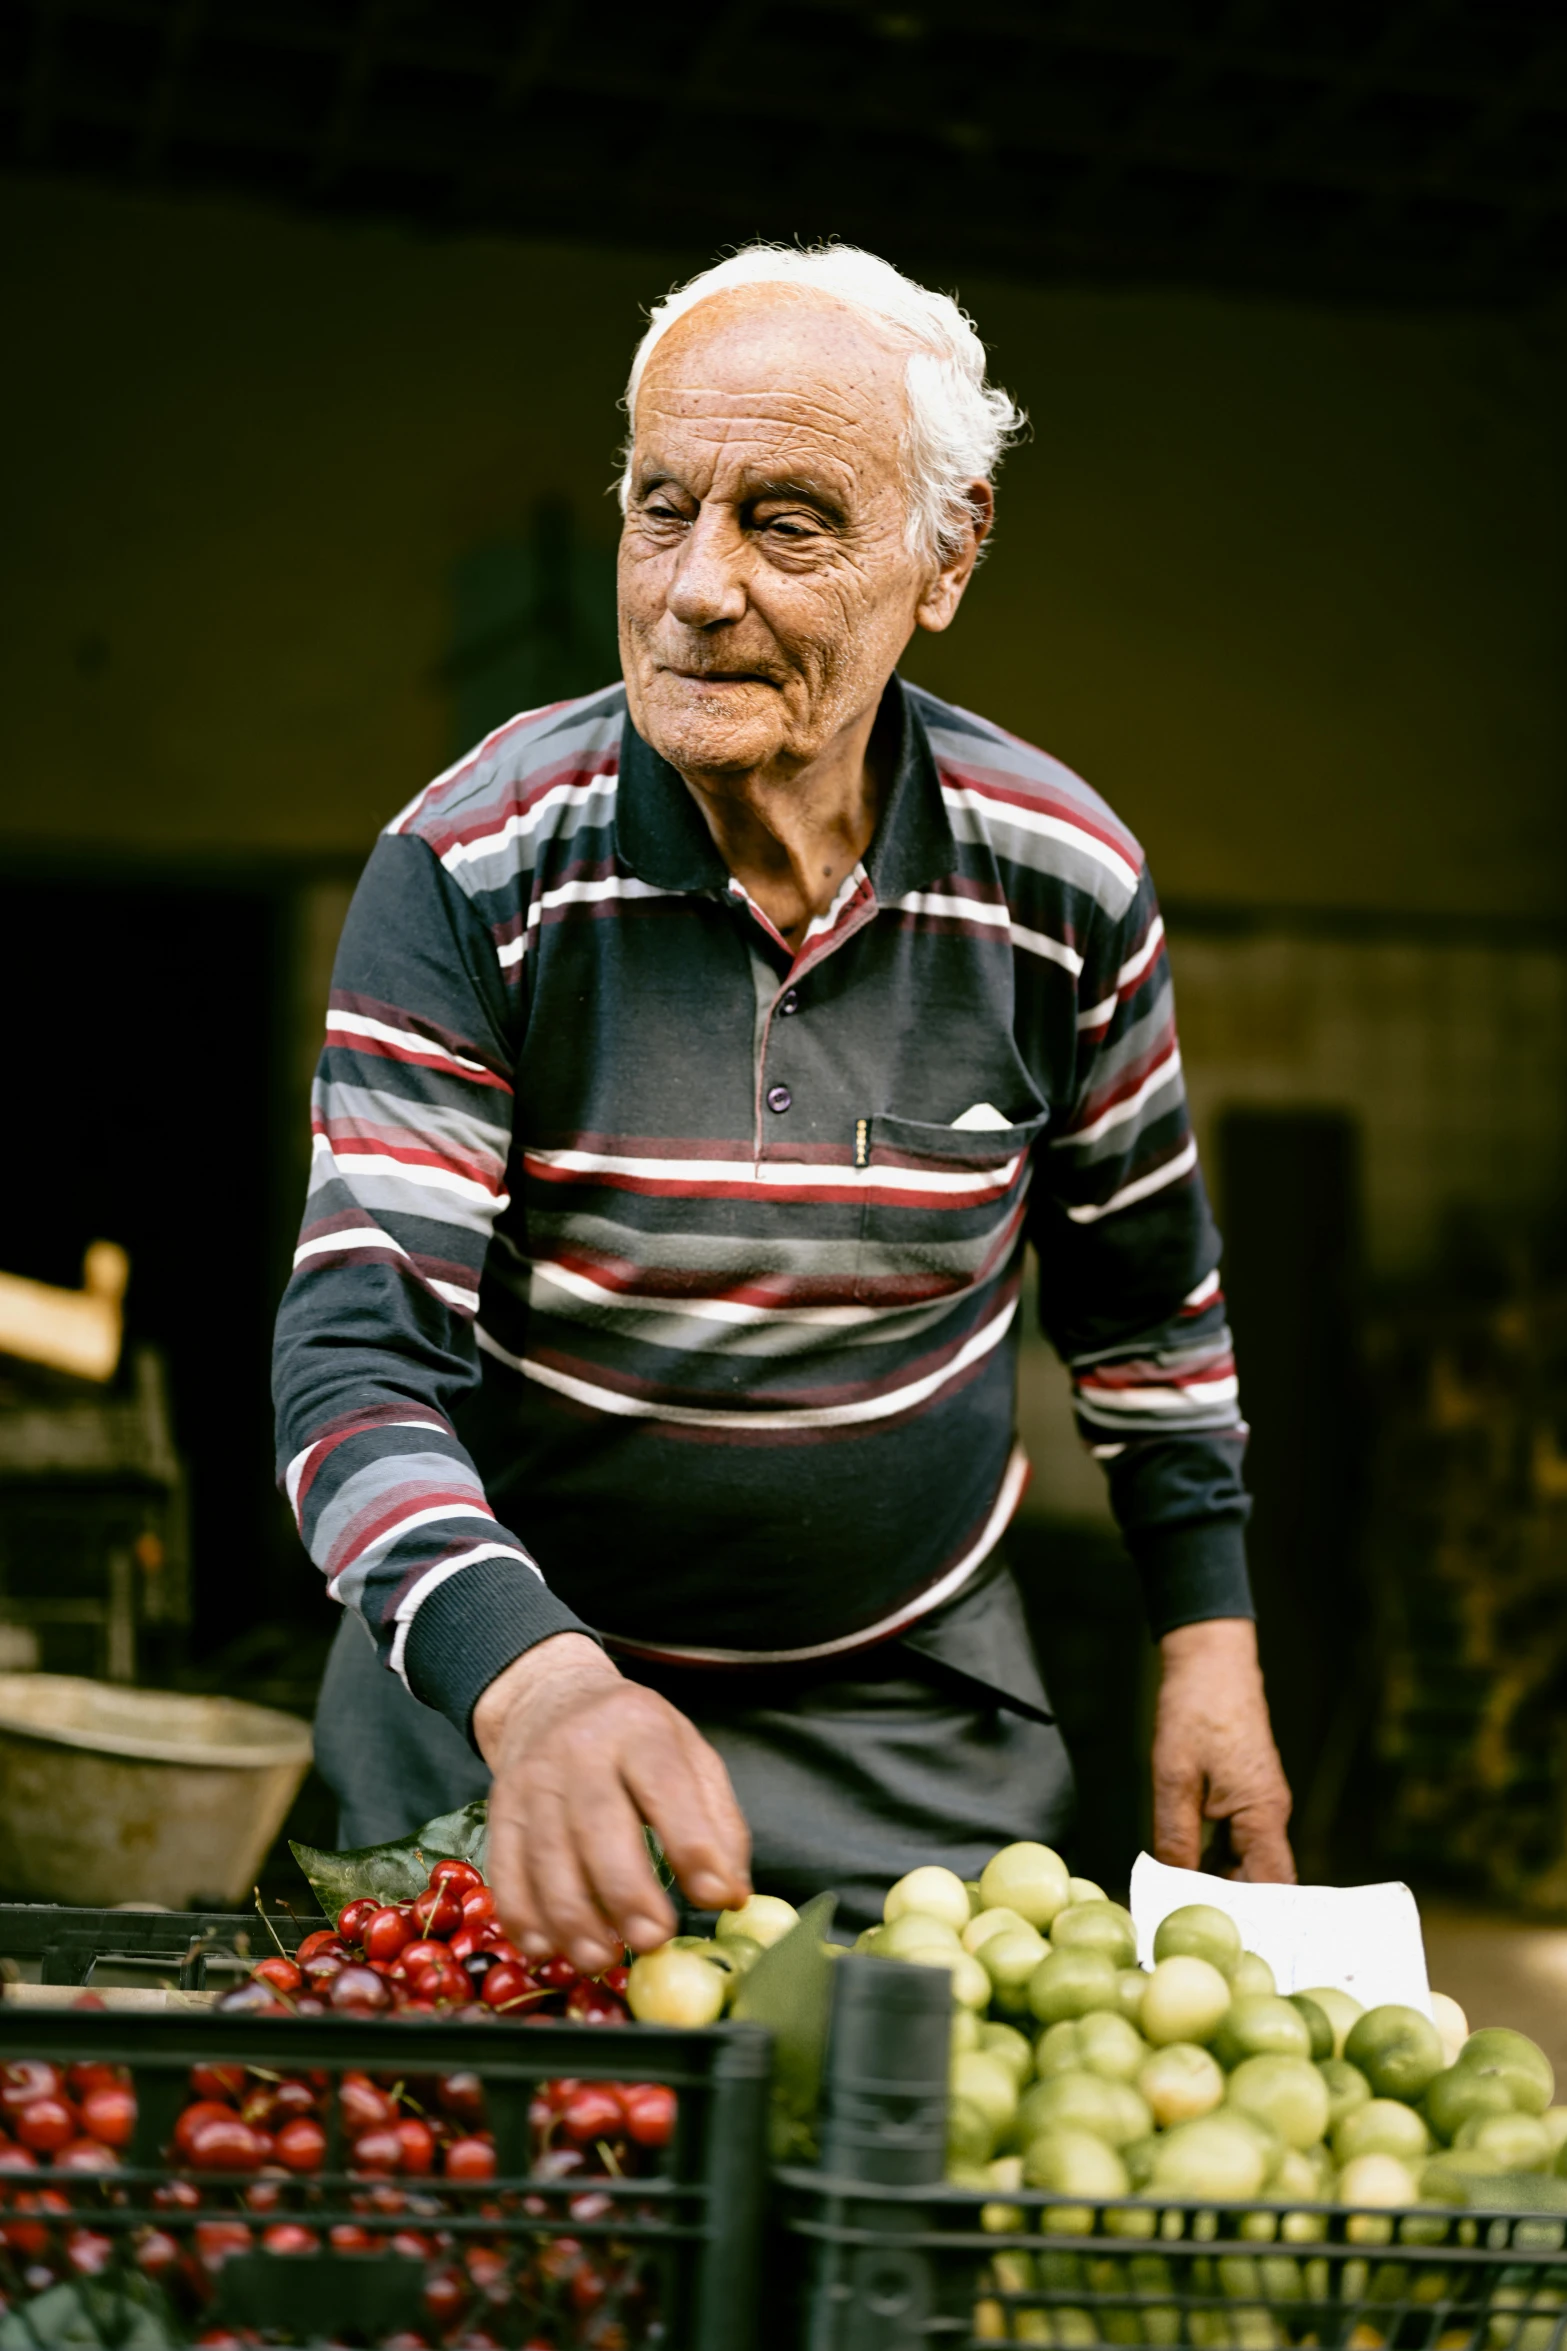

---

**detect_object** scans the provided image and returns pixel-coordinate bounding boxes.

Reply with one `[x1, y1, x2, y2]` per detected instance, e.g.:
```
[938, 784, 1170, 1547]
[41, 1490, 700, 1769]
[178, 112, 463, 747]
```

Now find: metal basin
[0, 1674, 312, 1908]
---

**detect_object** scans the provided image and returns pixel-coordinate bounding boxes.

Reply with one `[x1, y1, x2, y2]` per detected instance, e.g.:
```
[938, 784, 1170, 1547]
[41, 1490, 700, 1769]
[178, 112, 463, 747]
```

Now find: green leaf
[412, 1798, 489, 1871]
[290, 1798, 491, 1918]
[0, 2277, 175, 2351]
[732, 1891, 837, 2162]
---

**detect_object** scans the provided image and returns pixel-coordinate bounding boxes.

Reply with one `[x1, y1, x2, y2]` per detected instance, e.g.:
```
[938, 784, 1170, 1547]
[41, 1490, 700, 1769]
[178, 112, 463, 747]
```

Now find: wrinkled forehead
[632, 287, 911, 477]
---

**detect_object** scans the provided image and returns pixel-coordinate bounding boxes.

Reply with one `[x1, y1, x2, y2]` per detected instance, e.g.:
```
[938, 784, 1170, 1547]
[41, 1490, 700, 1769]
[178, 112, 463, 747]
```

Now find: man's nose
[665, 509, 748, 629]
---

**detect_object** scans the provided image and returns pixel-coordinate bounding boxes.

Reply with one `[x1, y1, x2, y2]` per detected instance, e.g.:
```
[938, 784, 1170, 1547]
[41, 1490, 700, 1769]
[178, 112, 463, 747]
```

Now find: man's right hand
[472, 1632, 753, 1975]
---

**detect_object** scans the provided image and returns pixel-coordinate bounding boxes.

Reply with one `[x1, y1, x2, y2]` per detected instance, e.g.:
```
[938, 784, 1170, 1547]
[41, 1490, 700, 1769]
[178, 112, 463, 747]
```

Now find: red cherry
[436, 2072, 485, 2125]
[152, 2178, 200, 2210]
[532, 1955, 578, 1992]
[443, 2135, 495, 2183]
[459, 1886, 496, 1924]
[55, 2137, 119, 2173]
[0, 2063, 61, 2116]
[536, 2234, 583, 2285]
[361, 1907, 416, 1963]
[274, 2117, 326, 2174]
[16, 2098, 77, 2153]
[135, 2228, 181, 2278]
[559, 2084, 624, 2143]
[80, 2083, 137, 2148]
[0, 2143, 38, 2183]
[66, 2063, 123, 2101]
[272, 2078, 318, 2122]
[244, 2177, 285, 2213]
[429, 1858, 485, 1892]
[194, 2220, 254, 2269]
[329, 1965, 393, 2013]
[190, 2068, 254, 2106]
[412, 1887, 462, 1940]
[336, 1897, 381, 1944]
[186, 2115, 269, 2172]
[394, 1938, 448, 1977]
[329, 2222, 377, 2253]
[294, 1928, 348, 1963]
[570, 2262, 609, 2317]
[66, 2224, 115, 2275]
[250, 1955, 303, 1995]
[480, 1961, 535, 2012]
[601, 1963, 630, 1997]
[215, 1980, 287, 2014]
[2, 2198, 47, 2258]
[413, 1962, 467, 2004]
[396, 2117, 435, 2174]
[340, 2075, 398, 2137]
[351, 2125, 404, 2175]
[175, 2100, 240, 2159]
[621, 2083, 677, 2147]
[423, 2267, 468, 2326]
[299, 1953, 346, 1993]
[566, 1981, 627, 2025]
[567, 2186, 615, 2225]
[261, 2222, 318, 2256]
[445, 1924, 487, 1962]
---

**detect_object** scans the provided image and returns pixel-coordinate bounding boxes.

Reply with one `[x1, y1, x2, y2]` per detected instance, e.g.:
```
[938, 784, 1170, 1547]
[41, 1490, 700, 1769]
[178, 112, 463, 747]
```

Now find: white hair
[617, 242, 1026, 569]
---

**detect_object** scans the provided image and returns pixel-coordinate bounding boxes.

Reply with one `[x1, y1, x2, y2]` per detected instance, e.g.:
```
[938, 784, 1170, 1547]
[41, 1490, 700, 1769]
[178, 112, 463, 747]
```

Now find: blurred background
[1, 0, 1565, 1975]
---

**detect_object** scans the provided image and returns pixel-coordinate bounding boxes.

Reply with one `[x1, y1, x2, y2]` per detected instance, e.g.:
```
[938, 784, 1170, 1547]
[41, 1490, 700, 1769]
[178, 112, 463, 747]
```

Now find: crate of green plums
[768, 1844, 1567, 2351]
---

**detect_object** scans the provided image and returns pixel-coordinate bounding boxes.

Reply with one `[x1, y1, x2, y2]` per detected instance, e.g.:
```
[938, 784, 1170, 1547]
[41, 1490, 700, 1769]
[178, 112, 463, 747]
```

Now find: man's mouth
[663, 666, 776, 688]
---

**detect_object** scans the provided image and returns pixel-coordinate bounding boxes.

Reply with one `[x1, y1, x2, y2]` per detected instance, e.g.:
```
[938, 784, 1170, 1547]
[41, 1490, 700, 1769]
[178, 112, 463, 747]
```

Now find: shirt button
[766, 1084, 793, 1115]
[779, 989, 800, 1016]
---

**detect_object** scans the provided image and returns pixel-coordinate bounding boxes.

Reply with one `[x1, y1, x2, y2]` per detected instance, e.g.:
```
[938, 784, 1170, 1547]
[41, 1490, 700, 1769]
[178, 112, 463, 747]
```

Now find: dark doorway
[1217, 1106, 1367, 1878]
[0, 872, 295, 1661]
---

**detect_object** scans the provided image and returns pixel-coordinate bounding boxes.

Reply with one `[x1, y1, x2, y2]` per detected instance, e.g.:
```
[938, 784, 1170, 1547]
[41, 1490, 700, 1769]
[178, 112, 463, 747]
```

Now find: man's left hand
[1151, 1617, 1295, 1882]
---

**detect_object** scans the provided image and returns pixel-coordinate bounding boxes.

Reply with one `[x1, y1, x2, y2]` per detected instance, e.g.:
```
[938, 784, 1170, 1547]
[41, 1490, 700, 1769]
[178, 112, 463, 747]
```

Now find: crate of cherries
[0, 1857, 768, 2350]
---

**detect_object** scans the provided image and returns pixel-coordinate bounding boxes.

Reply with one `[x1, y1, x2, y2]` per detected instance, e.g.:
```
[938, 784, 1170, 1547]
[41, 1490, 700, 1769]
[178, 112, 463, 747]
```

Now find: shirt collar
[614, 673, 958, 902]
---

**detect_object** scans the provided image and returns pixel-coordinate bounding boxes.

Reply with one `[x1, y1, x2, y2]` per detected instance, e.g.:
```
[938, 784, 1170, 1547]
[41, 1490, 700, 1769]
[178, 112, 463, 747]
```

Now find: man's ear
[913, 480, 994, 635]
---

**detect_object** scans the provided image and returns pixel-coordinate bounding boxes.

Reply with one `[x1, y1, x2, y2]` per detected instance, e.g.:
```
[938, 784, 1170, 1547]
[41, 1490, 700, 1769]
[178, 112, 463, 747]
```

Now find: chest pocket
[854, 1108, 1048, 1303]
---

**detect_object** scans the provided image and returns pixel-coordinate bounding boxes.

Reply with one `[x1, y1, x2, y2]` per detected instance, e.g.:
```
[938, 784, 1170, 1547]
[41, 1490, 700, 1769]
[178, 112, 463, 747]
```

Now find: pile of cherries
[234, 1857, 633, 2032]
[0, 1860, 680, 2348]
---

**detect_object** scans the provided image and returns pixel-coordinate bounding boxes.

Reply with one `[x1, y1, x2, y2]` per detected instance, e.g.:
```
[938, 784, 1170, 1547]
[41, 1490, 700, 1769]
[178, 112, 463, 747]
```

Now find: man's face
[618, 289, 937, 784]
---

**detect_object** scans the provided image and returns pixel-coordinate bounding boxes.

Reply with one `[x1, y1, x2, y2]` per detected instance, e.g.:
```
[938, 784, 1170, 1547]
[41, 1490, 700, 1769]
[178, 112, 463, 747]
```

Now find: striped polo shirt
[273, 676, 1250, 1739]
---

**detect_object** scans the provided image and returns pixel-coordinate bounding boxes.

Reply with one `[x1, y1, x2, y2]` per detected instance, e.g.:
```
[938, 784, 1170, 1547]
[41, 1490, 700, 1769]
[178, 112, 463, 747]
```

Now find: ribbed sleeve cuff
[402, 1558, 594, 1746]
[1126, 1515, 1255, 1640]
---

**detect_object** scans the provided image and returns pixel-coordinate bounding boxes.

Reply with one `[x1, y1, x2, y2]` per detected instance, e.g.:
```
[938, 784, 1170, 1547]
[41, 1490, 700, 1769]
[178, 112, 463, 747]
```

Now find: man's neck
[677, 699, 892, 950]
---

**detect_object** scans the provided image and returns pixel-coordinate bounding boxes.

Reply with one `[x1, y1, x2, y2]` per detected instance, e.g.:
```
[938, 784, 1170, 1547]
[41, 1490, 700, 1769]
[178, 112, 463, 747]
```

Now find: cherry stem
[253, 1890, 290, 1960]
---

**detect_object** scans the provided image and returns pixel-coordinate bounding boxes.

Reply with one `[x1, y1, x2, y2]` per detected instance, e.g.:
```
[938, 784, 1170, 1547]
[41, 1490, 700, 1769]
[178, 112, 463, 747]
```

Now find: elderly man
[275, 243, 1294, 1966]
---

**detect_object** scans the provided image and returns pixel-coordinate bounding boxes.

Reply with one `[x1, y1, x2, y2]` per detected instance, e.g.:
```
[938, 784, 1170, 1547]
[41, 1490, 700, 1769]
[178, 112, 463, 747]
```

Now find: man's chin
[636, 680, 786, 779]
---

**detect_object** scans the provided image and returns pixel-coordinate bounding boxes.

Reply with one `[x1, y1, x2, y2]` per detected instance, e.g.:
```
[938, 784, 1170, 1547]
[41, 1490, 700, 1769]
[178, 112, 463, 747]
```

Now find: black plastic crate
[0, 1904, 321, 1990]
[777, 2171, 1567, 2350]
[776, 1956, 1567, 2351]
[0, 1913, 771, 2351]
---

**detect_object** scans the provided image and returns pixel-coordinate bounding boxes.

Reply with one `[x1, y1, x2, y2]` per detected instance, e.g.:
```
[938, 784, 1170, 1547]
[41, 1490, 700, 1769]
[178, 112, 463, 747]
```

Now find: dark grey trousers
[313, 1568, 1075, 1935]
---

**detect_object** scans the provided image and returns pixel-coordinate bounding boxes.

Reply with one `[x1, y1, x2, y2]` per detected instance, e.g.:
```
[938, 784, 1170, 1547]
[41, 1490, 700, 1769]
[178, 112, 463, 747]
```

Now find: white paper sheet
[1128, 1852, 1432, 2017]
